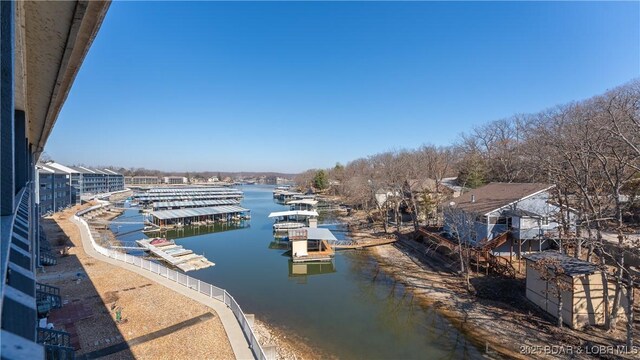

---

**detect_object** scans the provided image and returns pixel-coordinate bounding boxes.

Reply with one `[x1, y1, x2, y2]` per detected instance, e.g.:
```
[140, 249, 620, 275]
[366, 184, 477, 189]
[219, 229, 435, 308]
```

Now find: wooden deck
[333, 238, 397, 250]
[416, 227, 516, 278]
[136, 239, 215, 272]
[292, 240, 335, 263]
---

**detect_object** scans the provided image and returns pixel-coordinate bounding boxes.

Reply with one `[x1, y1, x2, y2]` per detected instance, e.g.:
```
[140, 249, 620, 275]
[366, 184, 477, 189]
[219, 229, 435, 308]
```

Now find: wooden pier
[136, 239, 215, 272]
[333, 238, 397, 250]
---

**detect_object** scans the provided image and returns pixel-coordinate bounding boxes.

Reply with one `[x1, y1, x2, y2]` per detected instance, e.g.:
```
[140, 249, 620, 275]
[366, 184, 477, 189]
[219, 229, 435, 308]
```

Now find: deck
[136, 239, 215, 272]
[292, 240, 335, 263]
[333, 238, 397, 250]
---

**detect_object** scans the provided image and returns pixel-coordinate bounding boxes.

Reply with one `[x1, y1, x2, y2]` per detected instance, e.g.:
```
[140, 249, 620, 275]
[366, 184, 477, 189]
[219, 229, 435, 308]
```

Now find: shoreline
[338, 213, 636, 360]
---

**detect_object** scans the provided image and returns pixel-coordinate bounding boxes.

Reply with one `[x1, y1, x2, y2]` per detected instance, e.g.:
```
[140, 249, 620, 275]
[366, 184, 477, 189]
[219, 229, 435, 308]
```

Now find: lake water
[112, 185, 483, 359]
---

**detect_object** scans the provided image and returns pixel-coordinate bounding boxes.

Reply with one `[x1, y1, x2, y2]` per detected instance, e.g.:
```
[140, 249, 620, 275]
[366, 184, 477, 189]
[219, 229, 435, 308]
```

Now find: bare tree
[530, 257, 573, 328]
[442, 206, 476, 292]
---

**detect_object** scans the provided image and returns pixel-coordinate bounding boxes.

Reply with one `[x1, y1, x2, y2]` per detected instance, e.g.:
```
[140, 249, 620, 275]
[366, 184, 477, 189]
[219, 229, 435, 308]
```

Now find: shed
[523, 252, 626, 329]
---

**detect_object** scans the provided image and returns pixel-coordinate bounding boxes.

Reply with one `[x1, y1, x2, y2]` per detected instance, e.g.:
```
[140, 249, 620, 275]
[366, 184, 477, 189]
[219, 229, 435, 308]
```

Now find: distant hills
[93, 166, 297, 179]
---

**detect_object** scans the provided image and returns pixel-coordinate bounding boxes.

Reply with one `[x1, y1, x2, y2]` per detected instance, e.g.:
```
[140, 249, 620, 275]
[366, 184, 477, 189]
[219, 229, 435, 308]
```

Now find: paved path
[69, 216, 255, 360]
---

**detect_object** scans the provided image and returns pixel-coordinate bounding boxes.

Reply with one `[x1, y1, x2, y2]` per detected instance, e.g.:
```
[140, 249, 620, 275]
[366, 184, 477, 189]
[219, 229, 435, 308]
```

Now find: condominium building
[44, 162, 125, 198]
[125, 176, 162, 185]
[164, 176, 188, 184]
[37, 165, 76, 216]
[0, 1, 111, 356]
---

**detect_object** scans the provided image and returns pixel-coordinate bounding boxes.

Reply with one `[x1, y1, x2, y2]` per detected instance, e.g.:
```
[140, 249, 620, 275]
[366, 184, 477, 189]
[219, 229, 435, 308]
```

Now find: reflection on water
[146, 220, 250, 240]
[288, 261, 337, 284]
[111, 185, 484, 359]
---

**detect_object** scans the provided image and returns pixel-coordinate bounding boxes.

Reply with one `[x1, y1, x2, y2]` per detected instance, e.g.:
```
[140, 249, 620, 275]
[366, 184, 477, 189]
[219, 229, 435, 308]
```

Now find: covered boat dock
[136, 192, 244, 205]
[152, 199, 240, 211]
[269, 210, 319, 231]
[150, 205, 251, 228]
[288, 228, 336, 263]
[287, 199, 318, 211]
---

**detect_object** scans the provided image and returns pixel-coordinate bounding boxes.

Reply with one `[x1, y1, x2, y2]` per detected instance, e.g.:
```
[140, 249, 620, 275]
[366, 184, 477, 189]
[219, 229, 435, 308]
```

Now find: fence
[74, 206, 268, 360]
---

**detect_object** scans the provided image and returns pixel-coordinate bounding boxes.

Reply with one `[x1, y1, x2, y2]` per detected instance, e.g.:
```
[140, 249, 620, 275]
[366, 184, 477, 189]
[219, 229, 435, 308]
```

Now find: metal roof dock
[150, 205, 251, 228]
[147, 187, 240, 193]
[152, 199, 240, 211]
[268, 210, 319, 218]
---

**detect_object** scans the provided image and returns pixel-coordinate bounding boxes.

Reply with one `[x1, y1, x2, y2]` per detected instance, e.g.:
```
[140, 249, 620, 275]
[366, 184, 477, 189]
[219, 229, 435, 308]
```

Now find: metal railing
[37, 327, 75, 360]
[36, 283, 61, 297]
[37, 327, 71, 347]
[75, 206, 268, 360]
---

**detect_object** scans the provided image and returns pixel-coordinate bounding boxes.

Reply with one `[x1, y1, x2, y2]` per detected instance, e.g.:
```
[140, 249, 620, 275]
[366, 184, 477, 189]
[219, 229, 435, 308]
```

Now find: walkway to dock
[333, 238, 397, 250]
[69, 216, 255, 360]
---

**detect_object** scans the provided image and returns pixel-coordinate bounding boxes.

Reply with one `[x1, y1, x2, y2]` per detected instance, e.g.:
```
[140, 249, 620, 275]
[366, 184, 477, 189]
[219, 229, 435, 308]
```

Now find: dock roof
[151, 205, 250, 220]
[147, 187, 239, 193]
[153, 199, 240, 209]
[136, 192, 243, 200]
[268, 210, 319, 218]
[287, 199, 318, 206]
[290, 227, 337, 241]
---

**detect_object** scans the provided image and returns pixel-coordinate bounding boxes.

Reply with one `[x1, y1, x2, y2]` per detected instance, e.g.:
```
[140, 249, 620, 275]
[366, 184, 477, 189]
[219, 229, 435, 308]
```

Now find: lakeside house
[404, 178, 456, 223]
[443, 183, 575, 255]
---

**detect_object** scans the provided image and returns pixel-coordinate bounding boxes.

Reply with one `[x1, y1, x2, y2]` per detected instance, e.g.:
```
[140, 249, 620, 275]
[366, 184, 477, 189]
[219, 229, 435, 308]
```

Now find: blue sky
[46, 1, 639, 173]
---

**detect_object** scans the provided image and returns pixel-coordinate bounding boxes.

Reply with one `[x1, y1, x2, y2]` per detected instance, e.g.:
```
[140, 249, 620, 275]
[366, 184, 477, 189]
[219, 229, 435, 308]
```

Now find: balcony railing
[1, 183, 44, 357]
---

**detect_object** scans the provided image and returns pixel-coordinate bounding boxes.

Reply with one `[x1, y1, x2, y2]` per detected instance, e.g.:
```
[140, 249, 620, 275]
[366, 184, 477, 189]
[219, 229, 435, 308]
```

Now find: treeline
[298, 79, 639, 343]
[298, 79, 639, 226]
[102, 167, 295, 180]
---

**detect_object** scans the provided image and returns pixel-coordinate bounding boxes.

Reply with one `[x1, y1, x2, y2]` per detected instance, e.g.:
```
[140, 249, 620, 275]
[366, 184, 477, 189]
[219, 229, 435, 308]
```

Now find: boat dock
[136, 239, 215, 272]
[152, 199, 240, 211]
[149, 205, 250, 228]
[134, 187, 244, 206]
[288, 228, 336, 263]
[269, 210, 319, 231]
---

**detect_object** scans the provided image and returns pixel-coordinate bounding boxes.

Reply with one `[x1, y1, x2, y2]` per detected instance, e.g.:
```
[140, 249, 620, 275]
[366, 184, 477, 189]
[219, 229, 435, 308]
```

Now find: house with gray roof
[444, 182, 575, 255]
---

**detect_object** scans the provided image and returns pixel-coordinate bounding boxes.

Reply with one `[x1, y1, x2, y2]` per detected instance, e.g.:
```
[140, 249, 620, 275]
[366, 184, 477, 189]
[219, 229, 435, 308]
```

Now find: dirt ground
[39, 204, 235, 359]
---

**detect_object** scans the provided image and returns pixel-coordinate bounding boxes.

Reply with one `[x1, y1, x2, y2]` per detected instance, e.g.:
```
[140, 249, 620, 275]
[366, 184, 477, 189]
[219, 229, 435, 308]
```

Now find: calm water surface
[113, 185, 483, 359]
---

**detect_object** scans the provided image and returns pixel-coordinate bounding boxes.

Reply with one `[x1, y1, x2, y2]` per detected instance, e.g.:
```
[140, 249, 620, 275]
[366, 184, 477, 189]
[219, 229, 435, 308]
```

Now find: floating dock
[136, 239, 215, 272]
[152, 199, 240, 211]
[134, 187, 244, 205]
[269, 210, 318, 231]
[149, 205, 251, 228]
[289, 228, 336, 263]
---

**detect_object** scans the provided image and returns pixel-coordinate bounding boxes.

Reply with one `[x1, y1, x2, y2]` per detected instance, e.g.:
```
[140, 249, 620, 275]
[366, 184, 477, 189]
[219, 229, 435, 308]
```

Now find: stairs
[486, 252, 516, 278]
[37, 327, 75, 360]
[477, 231, 510, 251]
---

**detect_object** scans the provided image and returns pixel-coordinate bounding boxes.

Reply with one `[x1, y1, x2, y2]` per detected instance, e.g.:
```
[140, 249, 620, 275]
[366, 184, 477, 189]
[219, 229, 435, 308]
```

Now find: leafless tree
[530, 257, 573, 328]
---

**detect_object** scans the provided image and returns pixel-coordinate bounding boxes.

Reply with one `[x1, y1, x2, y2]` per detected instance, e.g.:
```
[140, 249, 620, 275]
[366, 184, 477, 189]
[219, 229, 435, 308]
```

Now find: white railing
[74, 207, 268, 360]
